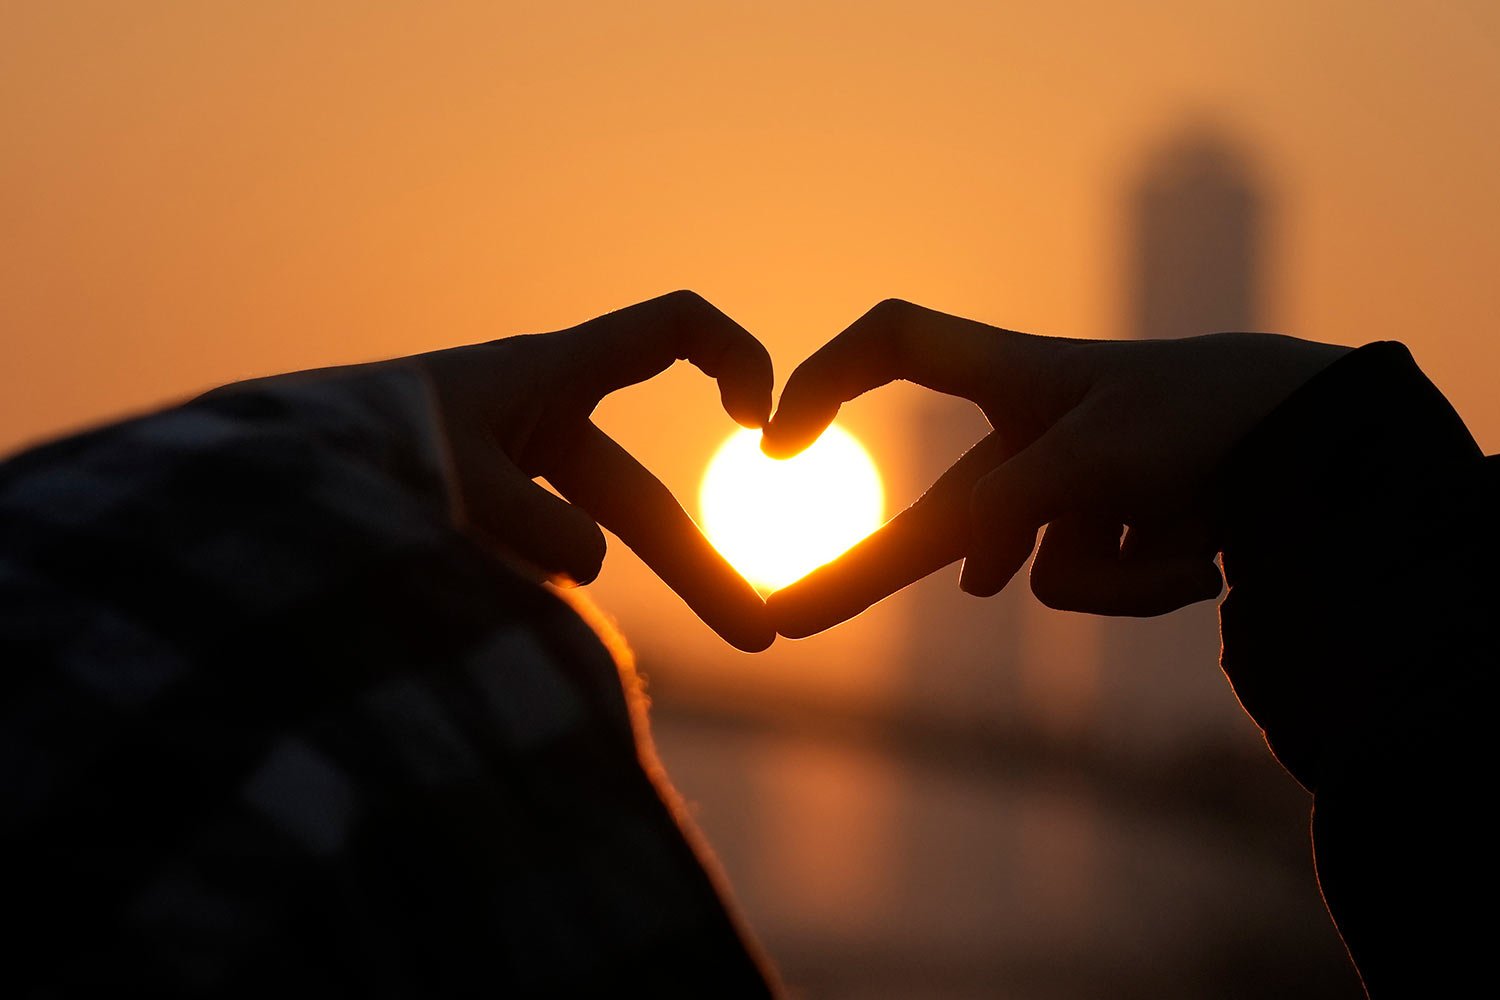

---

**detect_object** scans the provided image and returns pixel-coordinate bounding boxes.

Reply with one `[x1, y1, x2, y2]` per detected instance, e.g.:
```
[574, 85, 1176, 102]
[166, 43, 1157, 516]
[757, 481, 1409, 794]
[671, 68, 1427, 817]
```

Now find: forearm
[1216, 341, 1497, 994]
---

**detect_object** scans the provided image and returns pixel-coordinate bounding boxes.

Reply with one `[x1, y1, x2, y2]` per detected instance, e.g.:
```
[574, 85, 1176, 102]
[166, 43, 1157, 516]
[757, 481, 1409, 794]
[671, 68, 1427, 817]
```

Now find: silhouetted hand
[418, 290, 776, 651]
[761, 299, 1349, 638]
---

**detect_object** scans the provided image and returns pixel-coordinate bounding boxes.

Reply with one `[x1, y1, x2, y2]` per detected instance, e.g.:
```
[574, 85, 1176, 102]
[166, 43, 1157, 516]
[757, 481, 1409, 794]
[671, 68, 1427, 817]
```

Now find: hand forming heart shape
[416, 291, 777, 652]
[759, 300, 1344, 639]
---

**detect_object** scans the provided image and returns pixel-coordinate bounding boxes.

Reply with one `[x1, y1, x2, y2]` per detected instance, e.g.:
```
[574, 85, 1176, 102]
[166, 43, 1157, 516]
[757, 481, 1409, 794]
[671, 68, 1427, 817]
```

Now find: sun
[699, 423, 885, 593]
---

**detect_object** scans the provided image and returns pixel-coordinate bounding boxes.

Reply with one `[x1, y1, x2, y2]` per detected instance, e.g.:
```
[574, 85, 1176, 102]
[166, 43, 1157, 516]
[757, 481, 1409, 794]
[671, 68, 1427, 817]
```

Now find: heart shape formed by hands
[418, 292, 1326, 653]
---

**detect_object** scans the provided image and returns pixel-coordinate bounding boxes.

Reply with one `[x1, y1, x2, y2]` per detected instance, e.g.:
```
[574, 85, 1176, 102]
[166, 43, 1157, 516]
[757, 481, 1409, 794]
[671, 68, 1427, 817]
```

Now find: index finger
[762, 299, 1008, 459]
[562, 290, 775, 429]
[542, 421, 775, 653]
[766, 431, 1016, 638]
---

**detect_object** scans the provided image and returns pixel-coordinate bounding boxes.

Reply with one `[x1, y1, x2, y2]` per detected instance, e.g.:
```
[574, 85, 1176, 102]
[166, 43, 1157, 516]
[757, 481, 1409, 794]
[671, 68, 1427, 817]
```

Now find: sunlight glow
[700, 424, 885, 593]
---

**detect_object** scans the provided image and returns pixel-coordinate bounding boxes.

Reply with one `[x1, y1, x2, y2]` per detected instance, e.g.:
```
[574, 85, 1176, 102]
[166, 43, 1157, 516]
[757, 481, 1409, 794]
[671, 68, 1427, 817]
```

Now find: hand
[417, 291, 776, 651]
[761, 299, 1349, 638]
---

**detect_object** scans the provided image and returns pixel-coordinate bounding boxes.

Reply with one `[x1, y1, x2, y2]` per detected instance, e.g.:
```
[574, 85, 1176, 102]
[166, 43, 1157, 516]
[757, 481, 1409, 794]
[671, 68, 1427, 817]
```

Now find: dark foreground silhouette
[2, 292, 1493, 996]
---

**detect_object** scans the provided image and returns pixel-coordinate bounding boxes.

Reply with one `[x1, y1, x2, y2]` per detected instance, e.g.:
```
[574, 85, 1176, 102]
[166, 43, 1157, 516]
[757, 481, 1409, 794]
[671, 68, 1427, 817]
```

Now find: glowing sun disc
[699, 424, 885, 592]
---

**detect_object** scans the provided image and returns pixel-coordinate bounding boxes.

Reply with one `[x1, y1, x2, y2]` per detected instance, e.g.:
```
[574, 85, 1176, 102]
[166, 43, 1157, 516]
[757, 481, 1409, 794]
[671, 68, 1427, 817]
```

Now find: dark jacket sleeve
[0, 368, 771, 997]
[1217, 342, 1498, 997]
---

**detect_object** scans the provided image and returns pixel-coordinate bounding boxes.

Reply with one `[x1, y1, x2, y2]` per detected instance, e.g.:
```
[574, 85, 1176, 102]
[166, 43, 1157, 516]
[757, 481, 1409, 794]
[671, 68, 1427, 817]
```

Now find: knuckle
[869, 297, 915, 335]
[656, 289, 713, 357]
[869, 298, 932, 376]
[648, 289, 704, 332]
[662, 288, 704, 306]
[852, 298, 912, 355]
[662, 288, 710, 318]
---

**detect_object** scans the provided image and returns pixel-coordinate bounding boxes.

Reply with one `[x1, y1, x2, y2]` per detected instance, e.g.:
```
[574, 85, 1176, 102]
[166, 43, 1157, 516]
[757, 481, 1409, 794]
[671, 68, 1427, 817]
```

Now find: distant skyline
[4, 1, 1498, 463]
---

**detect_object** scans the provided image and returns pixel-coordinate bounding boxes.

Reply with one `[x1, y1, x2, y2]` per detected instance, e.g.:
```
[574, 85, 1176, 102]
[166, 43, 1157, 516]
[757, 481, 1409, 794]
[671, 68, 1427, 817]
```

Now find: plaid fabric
[0, 367, 771, 996]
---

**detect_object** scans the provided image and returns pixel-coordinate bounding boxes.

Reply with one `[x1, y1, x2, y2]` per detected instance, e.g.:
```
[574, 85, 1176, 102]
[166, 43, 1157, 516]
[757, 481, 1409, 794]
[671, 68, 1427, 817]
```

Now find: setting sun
[699, 424, 885, 593]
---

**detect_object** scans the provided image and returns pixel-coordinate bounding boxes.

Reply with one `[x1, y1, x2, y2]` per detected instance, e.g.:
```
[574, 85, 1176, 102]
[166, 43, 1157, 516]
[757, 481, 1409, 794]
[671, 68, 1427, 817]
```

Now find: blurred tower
[895, 127, 1269, 756]
[1095, 126, 1268, 755]
[1133, 128, 1262, 341]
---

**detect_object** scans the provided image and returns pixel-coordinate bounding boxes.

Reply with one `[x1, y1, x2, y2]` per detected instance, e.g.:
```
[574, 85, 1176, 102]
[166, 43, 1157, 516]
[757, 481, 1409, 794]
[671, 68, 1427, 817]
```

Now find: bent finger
[564, 290, 775, 428]
[958, 413, 1101, 598]
[763, 299, 1011, 459]
[1029, 515, 1222, 617]
[542, 422, 775, 653]
[450, 436, 608, 584]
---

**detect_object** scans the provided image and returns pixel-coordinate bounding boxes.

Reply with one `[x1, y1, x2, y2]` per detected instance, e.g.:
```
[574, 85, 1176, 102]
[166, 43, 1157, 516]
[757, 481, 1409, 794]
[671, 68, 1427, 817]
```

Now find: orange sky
[4, 1, 1498, 692]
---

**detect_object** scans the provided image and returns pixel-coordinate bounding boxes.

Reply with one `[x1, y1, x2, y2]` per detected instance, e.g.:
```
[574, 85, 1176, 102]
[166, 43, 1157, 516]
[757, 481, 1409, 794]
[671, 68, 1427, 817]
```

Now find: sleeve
[1215, 342, 1498, 997]
[0, 367, 772, 997]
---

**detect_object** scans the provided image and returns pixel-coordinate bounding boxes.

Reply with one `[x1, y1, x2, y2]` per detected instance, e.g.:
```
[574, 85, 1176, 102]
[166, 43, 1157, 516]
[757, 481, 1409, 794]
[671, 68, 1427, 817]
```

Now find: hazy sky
[5, 1, 1497, 684]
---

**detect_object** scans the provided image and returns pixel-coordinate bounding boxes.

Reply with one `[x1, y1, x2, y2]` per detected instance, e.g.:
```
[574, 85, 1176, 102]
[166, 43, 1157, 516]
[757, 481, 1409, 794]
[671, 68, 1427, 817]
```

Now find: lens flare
[700, 424, 884, 592]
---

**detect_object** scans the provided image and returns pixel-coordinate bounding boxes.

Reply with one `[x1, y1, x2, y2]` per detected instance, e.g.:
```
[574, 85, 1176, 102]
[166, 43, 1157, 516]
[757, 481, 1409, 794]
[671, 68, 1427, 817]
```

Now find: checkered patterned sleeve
[0, 367, 772, 996]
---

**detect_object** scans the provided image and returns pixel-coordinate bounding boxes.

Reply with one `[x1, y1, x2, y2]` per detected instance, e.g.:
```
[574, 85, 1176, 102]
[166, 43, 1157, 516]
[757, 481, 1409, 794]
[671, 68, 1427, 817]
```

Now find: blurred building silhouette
[1092, 126, 1268, 758]
[899, 127, 1266, 756]
[1132, 127, 1263, 342]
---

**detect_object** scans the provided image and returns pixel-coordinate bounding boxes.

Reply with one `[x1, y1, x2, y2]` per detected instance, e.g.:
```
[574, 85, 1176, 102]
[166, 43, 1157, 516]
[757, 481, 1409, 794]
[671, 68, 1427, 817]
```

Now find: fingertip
[759, 427, 804, 459]
[766, 580, 854, 639]
[722, 382, 772, 429]
[957, 558, 984, 596]
[760, 409, 832, 459]
[764, 588, 812, 638]
[958, 556, 1006, 598]
[729, 623, 777, 652]
[770, 619, 819, 640]
[561, 520, 609, 586]
[761, 363, 843, 457]
[715, 328, 775, 429]
[700, 588, 778, 650]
